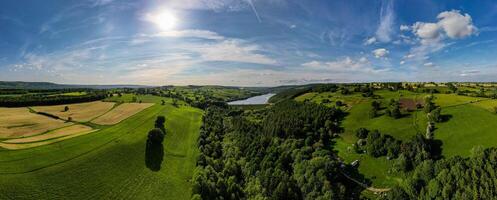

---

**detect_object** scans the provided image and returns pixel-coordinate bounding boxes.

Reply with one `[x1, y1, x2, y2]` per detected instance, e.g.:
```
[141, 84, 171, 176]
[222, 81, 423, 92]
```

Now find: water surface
[227, 93, 275, 105]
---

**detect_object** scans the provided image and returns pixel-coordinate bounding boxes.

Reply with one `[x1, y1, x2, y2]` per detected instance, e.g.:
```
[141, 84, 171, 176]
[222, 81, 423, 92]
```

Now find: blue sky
[1, 0, 497, 86]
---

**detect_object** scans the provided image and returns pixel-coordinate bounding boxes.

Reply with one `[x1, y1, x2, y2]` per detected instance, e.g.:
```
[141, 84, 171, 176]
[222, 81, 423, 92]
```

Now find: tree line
[0, 92, 107, 107]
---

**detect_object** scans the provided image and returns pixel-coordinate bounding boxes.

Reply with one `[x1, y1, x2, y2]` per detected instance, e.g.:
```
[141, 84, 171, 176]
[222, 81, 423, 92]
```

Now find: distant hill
[0, 81, 150, 89]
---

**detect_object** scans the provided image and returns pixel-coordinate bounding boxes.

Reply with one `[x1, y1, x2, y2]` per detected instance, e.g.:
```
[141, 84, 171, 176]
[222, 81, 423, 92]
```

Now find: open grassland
[32, 101, 115, 122]
[0, 96, 203, 200]
[435, 104, 497, 157]
[434, 94, 483, 107]
[1, 125, 94, 144]
[0, 107, 71, 138]
[92, 103, 154, 125]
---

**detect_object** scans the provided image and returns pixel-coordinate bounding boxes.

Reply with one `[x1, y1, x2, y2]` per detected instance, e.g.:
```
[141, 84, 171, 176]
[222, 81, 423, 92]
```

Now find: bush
[355, 128, 369, 139]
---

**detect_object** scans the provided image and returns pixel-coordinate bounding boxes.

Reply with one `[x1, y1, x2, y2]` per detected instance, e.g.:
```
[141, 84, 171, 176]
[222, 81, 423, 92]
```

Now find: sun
[146, 9, 178, 31]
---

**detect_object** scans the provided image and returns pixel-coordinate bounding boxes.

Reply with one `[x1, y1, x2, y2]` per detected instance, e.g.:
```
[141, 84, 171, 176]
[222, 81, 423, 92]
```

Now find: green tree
[429, 107, 442, 122]
[355, 128, 369, 139]
[424, 95, 435, 113]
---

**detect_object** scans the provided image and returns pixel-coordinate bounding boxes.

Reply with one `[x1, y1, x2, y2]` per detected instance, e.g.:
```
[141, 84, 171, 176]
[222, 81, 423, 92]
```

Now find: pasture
[32, 101, 115, 122]
[92, 103, 154, 125]
[0, 96, 203, 200]
[0, 107, 71, 139]
[295, 89, 497, 189]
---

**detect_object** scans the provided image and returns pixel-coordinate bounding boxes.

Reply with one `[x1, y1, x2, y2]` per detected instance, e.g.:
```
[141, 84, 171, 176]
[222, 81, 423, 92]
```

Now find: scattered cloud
[364, 37, 377, 45]
[302, 56, 382, 73]
[400, 25, 410, 31]
[372, 48, 389, 58]
[423, 62, 435, 67]
[460, 69, 480, 77]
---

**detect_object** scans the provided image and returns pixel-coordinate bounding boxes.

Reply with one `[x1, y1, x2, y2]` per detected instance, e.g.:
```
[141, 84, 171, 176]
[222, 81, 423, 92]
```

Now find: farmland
[92, 103, 154, 125]
[0, 95, 203, 199]
[32, 101, 115, 122]
[0, 107, 71, 138]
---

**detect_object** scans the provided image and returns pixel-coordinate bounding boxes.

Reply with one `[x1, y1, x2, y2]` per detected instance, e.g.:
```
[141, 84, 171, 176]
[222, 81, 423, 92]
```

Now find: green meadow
[297, 89, 497, 189]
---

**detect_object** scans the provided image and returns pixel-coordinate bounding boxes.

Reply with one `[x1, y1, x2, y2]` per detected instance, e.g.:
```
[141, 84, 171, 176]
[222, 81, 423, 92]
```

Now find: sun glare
[147, 9, 178, 31]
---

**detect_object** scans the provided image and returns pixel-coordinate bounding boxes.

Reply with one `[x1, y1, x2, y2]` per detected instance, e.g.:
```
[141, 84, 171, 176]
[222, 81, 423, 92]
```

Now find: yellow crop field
[92, 103, 153, 125]
[2, 124, 94, 144]
[0, 128, 99, 150]
[0, 107, 71, 138]
[32, 101, 115, 122]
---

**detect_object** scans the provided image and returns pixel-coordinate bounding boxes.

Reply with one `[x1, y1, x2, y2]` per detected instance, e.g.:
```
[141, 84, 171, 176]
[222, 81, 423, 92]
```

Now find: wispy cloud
[375, 0, 395, 43]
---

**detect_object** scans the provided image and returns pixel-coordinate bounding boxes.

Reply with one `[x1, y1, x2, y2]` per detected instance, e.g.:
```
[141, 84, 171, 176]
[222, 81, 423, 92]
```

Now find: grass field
[0, 107, 72, 139]
[435, 104, 497, 157]
[32, 101, 115, 122]
[92, 103, 154, 125]
[0, 95, 203, 199]
[334, 138, 401, 187]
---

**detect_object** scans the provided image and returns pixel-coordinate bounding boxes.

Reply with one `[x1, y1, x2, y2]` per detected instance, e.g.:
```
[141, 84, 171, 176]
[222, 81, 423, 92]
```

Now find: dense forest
[387, 147, 497, 199]
[192, 101, 365, 199]
[193, 83, 497, 199]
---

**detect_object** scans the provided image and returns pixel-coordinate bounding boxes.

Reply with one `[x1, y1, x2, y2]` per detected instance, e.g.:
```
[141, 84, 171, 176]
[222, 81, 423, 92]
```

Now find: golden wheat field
[32, 101, 115, 122]
[0, 107, 71, 138]
[0, 128, 99, 150]
[92, 103, 153, 125]
[1, 124, 94, 144]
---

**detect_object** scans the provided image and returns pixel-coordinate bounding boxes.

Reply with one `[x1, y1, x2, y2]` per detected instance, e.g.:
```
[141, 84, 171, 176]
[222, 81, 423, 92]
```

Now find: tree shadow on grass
[145, 128, 165, 172]
[439, 114, 453, 122]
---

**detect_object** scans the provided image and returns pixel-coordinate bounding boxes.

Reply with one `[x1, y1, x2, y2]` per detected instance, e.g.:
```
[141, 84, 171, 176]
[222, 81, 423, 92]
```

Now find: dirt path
[339, 171, 391, 193]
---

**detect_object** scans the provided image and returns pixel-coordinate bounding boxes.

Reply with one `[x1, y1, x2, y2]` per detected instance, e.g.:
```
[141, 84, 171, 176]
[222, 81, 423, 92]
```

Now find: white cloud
[152, 29, 225, 40]
[412, 22, 441, 42]
[423, 62, 435, 67]
[437, 10, 478, 39]
[372, 48, 389, 58]
[164, 0, 248, 12]
[460, 69, 480, 77]
[410, 10, 477, 43]
[364, 37, 377, 45]
[404, 10, 477, 64]
[302, 56, 384, 73]
[400, 25, 410, 31]
[9, 28, 280, 85]
[375, 0, 395, 42]
[195, 39, 277, 65]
